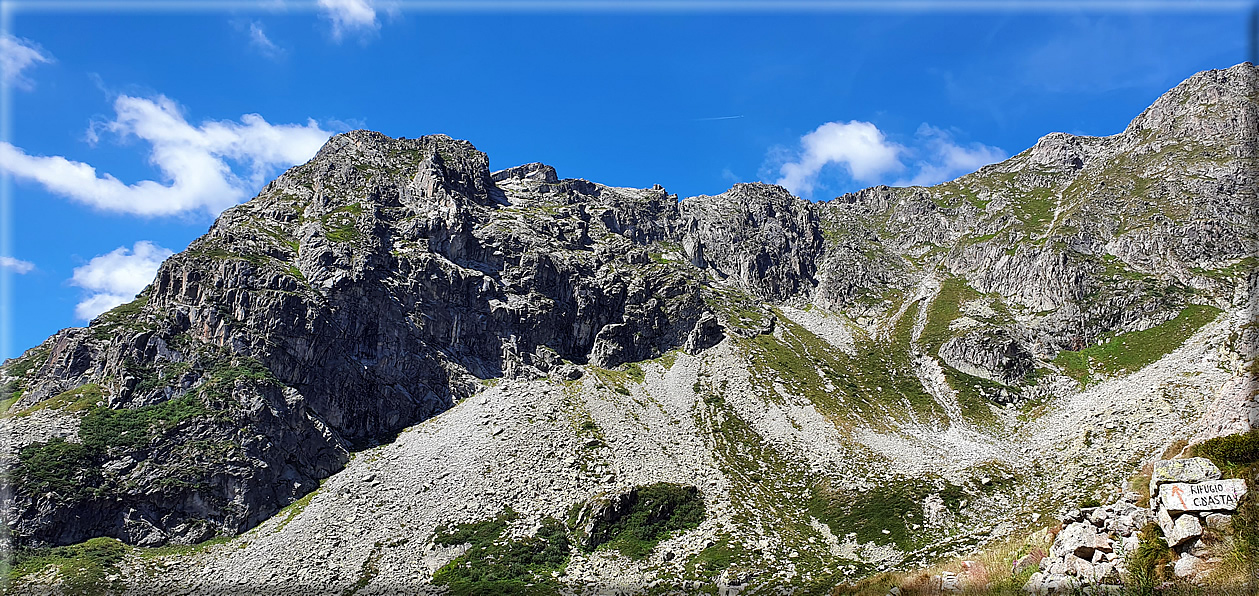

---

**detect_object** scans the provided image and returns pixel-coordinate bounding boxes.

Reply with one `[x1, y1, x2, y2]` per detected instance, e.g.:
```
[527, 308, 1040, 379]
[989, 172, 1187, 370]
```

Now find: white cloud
[775, 120, 904, 197]
[0, 93, 333, 217]
[249, 22, 284, 58]
[318, 0, 380, 41]
[0, 34, 52, 90]
[70, 241, 173, 320]
[771, 120, 1006, 197]
[0, 256, 35, 274]
[896, 124, 1008, 187]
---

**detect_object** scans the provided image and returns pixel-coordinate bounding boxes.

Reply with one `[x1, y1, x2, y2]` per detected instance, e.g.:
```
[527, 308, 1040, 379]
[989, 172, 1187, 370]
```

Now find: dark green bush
[79, 395, 205, 450]
[13, 438, 98, 498]
[1231, 463, 1259, 570]
[1194, 430, 1259, 467]
[434, 508, 516, 547]
[586, 483, 706, 558]
[431, 513, 570, 596]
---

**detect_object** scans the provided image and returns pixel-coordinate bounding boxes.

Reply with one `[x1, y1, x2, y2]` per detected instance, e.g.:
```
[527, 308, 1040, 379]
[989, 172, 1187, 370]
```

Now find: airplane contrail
[693, 115, 746, 121]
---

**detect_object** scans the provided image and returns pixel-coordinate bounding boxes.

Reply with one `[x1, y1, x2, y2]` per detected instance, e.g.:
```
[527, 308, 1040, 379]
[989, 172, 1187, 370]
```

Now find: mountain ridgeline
[1, 64, 1257, 593]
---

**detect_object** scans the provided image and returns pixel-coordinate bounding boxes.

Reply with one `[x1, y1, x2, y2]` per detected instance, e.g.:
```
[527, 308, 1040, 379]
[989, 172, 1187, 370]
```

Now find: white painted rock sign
[1158, 478, 1248, 513]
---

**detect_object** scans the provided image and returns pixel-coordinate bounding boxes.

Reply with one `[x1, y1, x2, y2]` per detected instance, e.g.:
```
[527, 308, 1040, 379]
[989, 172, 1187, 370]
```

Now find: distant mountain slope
[2, 63, 1256, 594]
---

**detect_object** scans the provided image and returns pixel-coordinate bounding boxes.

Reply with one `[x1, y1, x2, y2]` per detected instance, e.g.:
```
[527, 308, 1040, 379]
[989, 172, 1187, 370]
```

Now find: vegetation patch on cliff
[745, 308, 942, 429]
[1054, 304, 1221, 386]
[432, 508, 570, 596]
[1, 343, 52, 407]
[807, 478, 964, 551]
[583, 483, 705, 558]
[7, 536, 127, 595]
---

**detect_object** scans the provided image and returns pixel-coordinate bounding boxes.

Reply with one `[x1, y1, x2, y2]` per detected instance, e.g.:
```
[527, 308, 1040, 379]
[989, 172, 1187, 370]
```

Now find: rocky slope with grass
[2, 63, 1257, 594]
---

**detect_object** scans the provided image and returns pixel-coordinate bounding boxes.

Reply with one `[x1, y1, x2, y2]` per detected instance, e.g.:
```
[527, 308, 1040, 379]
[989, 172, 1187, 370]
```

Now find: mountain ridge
[2, 62, 1257, 594]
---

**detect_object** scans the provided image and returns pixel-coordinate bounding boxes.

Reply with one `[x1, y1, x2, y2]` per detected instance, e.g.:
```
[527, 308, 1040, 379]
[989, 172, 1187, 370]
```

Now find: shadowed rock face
[2, 64, 1256, 549]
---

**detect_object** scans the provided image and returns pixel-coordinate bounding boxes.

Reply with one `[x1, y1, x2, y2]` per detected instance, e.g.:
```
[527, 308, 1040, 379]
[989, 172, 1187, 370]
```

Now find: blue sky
[0, 1, 1251, 359]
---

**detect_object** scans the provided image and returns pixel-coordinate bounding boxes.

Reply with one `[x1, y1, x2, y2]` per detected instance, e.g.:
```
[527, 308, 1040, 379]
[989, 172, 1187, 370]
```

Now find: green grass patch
[591, 363, 645, 395]
[8, 536, 127, 595]
[89, 294, 154, 340]
[704, 288, 771, 335]
[79, 394, 206, 451]
[196, 356, 280, 406]
[919, 278, 980, 355]
[746, 308, 942, 429]
[807, 478, 964, 550]
[939, 365, 1002, 426]
[653, 350, 679, 370]
[186, 246, 270, 267]
[1192, 256, 1259, 281]
[1011, 188, 1056, 233]
[1, 344, 52, 403]
[432, 509, 570, 596]
[322, 203, 363, 243]
[1053, 304, 1222, 386]
[583, 483, 705, 558]
[1228, 462, 1259, 573]
[273, 484, 322, 533]
[12, 437, 98, 499]
[13, 391, 209, 500]
[326, 224, 358, 243]
[138, 534, 233, 559]
[9, 383, 104, 417]
[9, 355, 274, 503]
[1125, 523, 1175, 592]
[1194, 430, 1259, 468]
[690, 538, 740, 575]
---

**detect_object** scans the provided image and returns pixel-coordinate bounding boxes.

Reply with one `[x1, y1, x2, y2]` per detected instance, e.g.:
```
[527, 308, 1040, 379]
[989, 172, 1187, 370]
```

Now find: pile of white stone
[1025, 457, 1248, 594]
[1148, 457, 1247, 578]
[1024, 493, 1150, 594]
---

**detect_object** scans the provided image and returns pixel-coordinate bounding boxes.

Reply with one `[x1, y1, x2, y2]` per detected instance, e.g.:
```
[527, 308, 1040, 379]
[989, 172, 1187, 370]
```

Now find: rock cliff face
[2, 63, 1257, 593]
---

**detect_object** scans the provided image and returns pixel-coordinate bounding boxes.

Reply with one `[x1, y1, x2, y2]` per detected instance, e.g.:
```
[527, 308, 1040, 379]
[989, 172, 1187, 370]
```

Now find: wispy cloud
[770, 120, 1005, 197]
[248, 21, 285, 58]
[70, 241, 173, 320]
[319, 0, 380, 41]
[0, 34, 52, 90]
[895, 124, 1007, 187]
[0, 93, 333, 217]
[0, 256, 35, 274]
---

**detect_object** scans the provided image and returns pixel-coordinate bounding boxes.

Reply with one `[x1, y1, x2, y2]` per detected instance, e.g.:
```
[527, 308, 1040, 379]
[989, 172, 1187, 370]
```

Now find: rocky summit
[2, 64, 1257, 595]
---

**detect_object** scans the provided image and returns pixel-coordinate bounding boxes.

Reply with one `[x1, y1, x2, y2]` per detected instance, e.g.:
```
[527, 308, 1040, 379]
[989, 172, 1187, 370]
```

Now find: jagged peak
[309, 130, 485, 165]
[1121, 61, 1259, 140]
[492, 162, 560, 184]
[683, 181, 800, 210]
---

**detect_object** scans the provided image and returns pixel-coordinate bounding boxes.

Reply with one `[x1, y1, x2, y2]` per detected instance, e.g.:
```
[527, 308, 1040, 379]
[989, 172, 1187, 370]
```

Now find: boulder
[1165, 514, 1204, 548]
[1051, 522, 1111, 560]
[1157, 478, 1247, 513]
[683, 311, 725, 354]
[1149, 458, 1221, 497]
[1173, 554, 1201, 578]
[1204, 513, 1233, 530]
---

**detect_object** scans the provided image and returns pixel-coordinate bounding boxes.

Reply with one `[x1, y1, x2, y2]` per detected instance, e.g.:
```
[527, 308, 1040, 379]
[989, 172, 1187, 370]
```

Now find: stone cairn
[1147, 458, 1247, 578]
[1025, 457, 1248, 594]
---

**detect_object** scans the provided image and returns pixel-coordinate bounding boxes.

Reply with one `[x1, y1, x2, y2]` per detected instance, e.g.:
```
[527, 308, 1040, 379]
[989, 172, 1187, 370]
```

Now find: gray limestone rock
[1149, 458, 1222, 498]
[1165, 514, 1204, 548]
